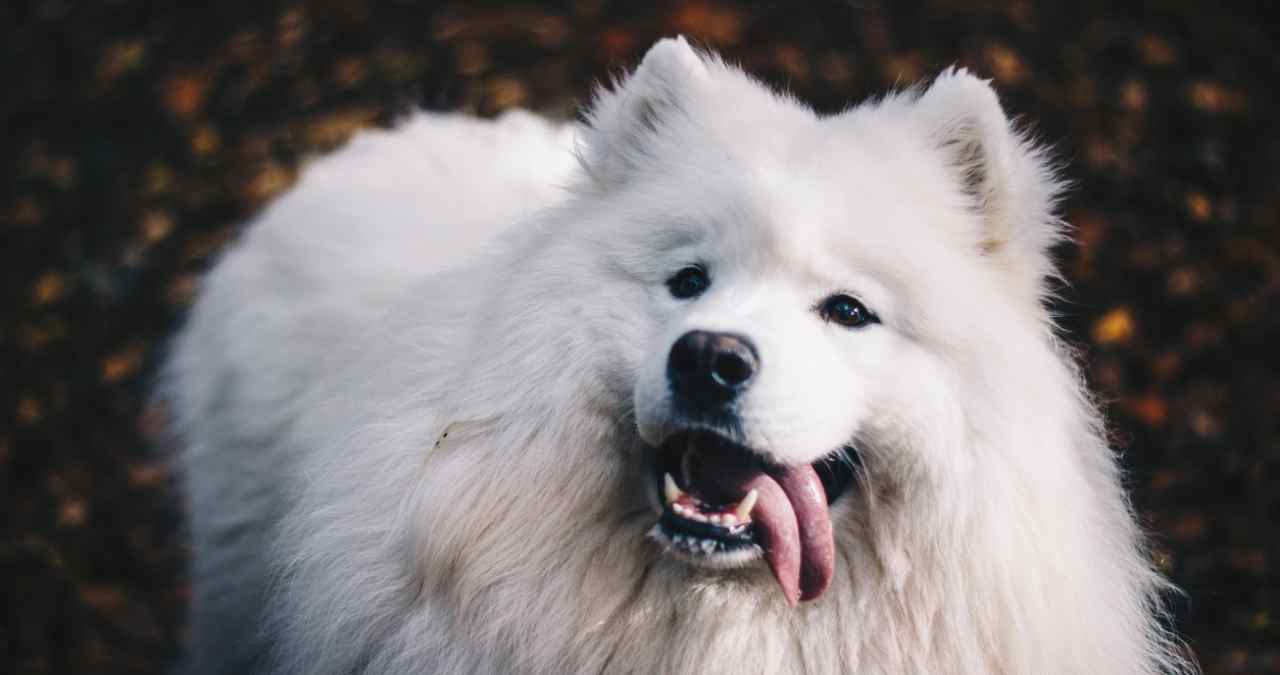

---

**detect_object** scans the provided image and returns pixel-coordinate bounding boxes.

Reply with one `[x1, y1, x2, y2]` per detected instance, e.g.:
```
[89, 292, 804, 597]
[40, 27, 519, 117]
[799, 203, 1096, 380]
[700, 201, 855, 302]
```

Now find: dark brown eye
[667, 266, 710, 299]
[819, 294, 877, 328]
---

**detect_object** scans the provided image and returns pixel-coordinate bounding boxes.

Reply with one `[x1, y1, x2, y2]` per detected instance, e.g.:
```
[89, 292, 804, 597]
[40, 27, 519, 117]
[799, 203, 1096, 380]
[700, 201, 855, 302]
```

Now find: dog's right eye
[666, 266, 710, 299]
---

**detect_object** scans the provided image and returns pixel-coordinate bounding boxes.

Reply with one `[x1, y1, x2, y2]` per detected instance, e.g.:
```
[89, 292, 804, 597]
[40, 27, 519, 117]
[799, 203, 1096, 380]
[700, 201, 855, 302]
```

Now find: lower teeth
[669, 530, 729, 555]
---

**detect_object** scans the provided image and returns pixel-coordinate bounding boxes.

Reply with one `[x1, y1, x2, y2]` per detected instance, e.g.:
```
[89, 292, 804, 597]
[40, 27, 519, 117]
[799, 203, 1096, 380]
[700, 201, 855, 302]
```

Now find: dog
[163, 37, 1191, 674]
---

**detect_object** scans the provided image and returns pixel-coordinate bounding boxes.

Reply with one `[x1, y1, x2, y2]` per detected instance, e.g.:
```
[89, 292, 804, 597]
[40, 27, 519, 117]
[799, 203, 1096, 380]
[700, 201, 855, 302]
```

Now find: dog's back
[163, 111, 575, 674]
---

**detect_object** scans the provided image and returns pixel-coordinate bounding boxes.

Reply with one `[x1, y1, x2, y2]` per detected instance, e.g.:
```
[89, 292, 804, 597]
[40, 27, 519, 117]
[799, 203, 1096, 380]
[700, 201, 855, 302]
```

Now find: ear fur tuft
[578, 36, 707, 186]
[914, 68, 1067, 299]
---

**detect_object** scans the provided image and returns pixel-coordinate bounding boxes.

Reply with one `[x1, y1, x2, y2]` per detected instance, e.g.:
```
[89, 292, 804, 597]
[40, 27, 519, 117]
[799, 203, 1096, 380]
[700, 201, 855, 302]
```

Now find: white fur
[164, 38, 1193, 674]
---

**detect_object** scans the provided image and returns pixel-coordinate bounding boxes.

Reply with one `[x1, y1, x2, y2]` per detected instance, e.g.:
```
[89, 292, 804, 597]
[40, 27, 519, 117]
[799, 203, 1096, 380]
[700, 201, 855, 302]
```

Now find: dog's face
[574, 39, 1062, 605]
[621, 181, 947, 603]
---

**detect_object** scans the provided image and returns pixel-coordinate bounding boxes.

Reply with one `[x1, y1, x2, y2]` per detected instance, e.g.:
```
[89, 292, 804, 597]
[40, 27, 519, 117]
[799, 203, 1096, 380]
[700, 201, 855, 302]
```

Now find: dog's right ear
[578, 36, 707, 187]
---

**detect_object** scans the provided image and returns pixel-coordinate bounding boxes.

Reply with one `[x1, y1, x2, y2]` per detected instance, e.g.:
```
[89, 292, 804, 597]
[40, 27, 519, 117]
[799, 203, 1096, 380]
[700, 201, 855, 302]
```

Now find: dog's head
[574, 38, 1064, 605]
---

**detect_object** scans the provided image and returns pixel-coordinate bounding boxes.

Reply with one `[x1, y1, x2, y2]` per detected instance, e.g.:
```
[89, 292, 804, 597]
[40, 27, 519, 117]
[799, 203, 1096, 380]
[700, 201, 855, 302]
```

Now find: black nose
[667, 330, 759, 409]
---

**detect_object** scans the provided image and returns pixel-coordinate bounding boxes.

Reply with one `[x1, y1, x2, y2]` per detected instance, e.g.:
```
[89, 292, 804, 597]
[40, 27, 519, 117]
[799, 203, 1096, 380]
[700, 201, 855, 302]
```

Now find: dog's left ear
[579, 36, 708, 187]
[913, 69, 1065, 299]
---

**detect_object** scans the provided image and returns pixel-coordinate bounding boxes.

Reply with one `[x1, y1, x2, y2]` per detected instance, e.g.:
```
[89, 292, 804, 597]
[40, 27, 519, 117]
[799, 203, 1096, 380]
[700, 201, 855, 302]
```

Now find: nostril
[711, 350, 753, 388]
[668, 333, 700, 377]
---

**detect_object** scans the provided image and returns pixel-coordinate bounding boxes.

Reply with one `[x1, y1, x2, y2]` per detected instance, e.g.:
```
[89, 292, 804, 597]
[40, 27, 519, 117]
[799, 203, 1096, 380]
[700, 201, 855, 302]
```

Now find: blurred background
[2, 1, 1277, 672]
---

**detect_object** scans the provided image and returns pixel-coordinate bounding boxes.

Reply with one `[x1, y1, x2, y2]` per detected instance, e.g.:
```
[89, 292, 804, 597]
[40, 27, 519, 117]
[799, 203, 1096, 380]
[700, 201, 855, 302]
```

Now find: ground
[2, 1, 1278, 672]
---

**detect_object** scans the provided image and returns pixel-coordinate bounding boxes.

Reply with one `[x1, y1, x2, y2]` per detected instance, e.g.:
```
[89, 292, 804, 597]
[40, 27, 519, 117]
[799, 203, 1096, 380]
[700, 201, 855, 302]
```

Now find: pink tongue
[770, 465, 835, 602]
[689, 450, 834, 606]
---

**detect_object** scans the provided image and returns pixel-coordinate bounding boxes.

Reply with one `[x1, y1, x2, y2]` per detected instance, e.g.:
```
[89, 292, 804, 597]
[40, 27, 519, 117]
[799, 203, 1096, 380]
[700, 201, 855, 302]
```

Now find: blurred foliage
[2, 0, 1278, 672]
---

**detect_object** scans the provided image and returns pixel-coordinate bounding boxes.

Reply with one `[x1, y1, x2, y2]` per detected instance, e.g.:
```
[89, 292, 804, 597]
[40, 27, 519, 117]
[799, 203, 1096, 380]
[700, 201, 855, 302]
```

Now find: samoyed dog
[165, 38, 1190, 674]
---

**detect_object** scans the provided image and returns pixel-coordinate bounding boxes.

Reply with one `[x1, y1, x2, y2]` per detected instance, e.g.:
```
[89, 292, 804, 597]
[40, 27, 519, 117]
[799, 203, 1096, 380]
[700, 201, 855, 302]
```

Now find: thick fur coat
[164, 38, 1191, 674]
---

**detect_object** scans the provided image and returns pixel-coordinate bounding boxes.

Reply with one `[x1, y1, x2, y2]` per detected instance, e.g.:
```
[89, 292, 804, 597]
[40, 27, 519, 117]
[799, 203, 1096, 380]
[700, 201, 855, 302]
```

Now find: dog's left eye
[818, 294, 877, 328]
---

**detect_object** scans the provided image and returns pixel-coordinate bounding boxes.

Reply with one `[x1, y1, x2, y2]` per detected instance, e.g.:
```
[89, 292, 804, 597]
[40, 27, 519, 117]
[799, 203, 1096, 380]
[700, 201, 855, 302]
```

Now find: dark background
[2, 1, 1277, 672]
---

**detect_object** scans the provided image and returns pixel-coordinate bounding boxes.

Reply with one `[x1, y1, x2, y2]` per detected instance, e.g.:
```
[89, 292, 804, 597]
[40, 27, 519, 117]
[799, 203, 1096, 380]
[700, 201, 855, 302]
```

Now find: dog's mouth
[649, 430, 858, 606]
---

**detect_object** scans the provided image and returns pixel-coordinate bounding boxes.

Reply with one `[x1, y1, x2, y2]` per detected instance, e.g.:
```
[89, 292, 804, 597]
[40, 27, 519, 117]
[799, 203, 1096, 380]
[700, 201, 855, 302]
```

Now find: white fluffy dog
[164, 38, 1191, 674]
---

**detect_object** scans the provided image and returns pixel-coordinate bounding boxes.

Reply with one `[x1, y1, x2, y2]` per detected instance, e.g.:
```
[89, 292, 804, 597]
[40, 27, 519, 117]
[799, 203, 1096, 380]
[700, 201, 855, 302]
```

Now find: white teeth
[701, 539, 717, 554]
[709, 514, 722, 525]
[735, 489, 759, 522]
[672, 503, 686, 515]
[663, 473, 683, 505]
[692, 513, 708, 523]
[722, 514, 737, 526]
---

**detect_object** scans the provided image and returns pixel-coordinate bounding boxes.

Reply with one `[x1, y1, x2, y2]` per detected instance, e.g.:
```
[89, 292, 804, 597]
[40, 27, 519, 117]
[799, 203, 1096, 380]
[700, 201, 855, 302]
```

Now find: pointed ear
[578, 36, 708, 187]
[913, 68, 1066, 298]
